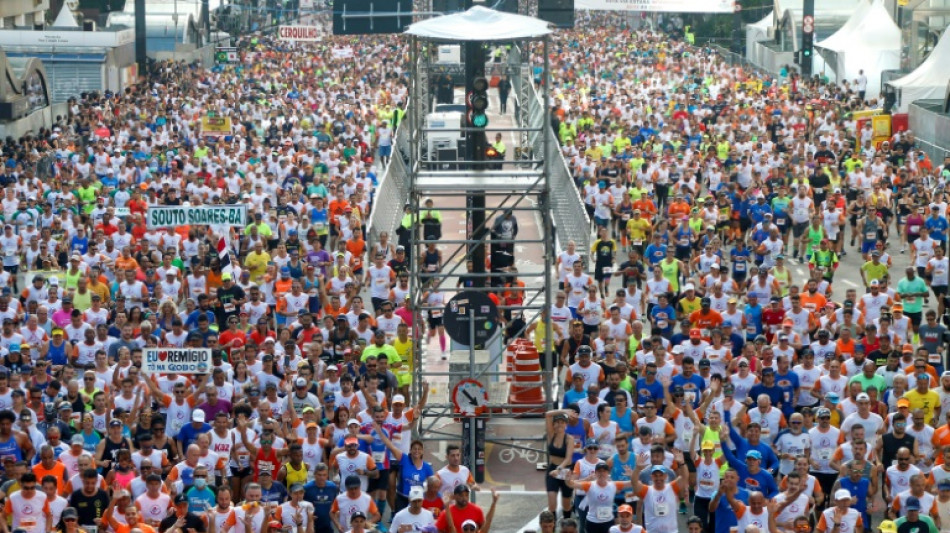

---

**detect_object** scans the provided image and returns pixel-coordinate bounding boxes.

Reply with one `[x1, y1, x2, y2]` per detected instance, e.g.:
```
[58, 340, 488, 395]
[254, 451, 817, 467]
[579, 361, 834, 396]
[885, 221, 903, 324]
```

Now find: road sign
[803, 15, 814, 33]
[452, 379, 488, 416]
[443, 290, 499, 347]
[215, 47, 238, 63]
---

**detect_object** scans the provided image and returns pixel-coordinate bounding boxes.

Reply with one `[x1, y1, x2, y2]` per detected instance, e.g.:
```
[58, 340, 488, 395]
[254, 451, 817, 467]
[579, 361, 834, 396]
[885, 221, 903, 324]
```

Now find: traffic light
[468, 76, 489, 129]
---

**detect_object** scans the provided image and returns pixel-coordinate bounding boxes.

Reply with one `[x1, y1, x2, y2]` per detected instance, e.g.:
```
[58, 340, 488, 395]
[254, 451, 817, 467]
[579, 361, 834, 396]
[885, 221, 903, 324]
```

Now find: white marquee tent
[745, 10, 773, 62]
[888, 24, 950, 111]
[815, 0, 900, 100]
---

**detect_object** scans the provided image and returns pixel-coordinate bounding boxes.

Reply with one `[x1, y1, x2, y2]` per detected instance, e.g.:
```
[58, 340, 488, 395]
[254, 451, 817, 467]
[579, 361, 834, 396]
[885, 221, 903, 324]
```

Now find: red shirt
[435, 503, 485, 533]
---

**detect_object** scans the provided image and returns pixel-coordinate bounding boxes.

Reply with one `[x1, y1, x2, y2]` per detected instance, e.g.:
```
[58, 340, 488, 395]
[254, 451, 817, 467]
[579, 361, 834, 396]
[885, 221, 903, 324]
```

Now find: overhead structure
[888, 24, 950, 111]
[574, 0, 736, 12]
[816, 0, 900, 99]
[745, 10, 774, 61]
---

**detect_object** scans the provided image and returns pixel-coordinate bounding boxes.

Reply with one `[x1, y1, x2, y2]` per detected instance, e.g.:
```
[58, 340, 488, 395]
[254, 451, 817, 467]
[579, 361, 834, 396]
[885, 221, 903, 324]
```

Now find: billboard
[278, 25, 323, 42]
[574, 0, 735, 13]
[144, 348, 211, 374]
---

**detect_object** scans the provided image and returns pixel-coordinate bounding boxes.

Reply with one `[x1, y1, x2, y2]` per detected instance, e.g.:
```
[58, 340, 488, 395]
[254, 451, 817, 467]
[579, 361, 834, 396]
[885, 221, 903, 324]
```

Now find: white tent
[889, 25, 950, 111]
[51, 5, 80, 28]
[815, 0, 899, 100]
[745, 10, 773, 61]
[405, 6, 552, 41]
[814, 0, 870, 53]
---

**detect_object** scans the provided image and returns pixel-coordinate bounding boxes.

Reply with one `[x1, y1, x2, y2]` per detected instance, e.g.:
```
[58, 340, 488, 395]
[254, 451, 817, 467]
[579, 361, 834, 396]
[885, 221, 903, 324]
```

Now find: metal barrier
[508, 47, 591, 257]
[366, 110, 411, 247]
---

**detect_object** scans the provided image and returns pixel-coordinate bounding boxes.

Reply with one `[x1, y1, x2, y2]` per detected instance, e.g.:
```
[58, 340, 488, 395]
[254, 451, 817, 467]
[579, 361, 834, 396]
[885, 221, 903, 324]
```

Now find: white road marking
[843, 280, 858, 287]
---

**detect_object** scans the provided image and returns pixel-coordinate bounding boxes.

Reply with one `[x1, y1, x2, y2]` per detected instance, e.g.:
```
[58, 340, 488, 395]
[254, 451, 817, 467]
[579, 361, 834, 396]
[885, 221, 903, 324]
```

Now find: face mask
[194, 478, 207, 489]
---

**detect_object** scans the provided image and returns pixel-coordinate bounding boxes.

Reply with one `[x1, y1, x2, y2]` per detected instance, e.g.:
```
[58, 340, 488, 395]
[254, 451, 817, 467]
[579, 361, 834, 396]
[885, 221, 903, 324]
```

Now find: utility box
[426, 111, 465, 161]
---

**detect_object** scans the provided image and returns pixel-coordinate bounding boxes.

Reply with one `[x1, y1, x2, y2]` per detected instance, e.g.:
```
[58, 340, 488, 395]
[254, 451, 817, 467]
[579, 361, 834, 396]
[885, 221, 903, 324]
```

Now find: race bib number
[237, 452, 250, 468]
[657, 320, 668, 329]
[655, 503, 669, 517]
[602, 267, 612, 275]
[735, 262, 746, 271]
[865, 231, 877, 240]
[596, 507, 614, 520]
[776, 218, 786, 226]
[936, 268, 947, 278]
[818, 449, 832, 461]
[314, 222, 326, 231]
[224, 303, 235, 313]
[632, 240, 643, 246]
[679, 239, 690, 247]
[373, 451, 386, 463]
[930, 352, 943, 363]
[430, 309, 443, 318]
[682, 429, 693, 443]
[622, 214, 631, 221]
[910, 225, 920, 233]
[375, 278, 388, 286]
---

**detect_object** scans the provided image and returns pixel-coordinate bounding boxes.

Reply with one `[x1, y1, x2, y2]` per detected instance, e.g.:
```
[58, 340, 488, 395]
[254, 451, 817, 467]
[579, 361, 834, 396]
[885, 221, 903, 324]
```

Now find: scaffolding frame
[405, 26, 556, 455]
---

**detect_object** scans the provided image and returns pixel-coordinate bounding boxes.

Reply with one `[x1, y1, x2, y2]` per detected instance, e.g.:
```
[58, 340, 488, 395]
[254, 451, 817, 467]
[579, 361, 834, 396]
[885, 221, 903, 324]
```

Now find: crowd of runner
[538, 10, 950, 533]
[0, 4, 948, 533]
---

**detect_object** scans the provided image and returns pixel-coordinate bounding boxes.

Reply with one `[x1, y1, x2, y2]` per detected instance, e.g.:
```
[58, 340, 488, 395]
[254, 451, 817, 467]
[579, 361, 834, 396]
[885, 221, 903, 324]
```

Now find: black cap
[350, 511, 367, 521]
[344, 475, 361, 489]
[453, 484, 471, 494]
[174, 493, 188, 504]
[61, 508, 78, 520]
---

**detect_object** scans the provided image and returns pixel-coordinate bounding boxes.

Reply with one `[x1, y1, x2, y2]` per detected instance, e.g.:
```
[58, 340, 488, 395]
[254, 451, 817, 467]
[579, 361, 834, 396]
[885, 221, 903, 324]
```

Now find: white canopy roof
[816, 0, 900, 99]
[815, 0, 870, 53]
[889, 24, 950, 111]
[405, 6, 552, 42]
[51, 5, 80, 28]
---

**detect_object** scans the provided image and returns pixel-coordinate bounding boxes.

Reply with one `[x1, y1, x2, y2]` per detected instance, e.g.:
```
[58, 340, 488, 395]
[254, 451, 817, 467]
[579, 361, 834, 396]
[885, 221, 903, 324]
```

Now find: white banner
[144, 348, 212, 374]
[146, 204, 248, 229]
[278, 25, 322, 42]
[575, 0, 735, 13]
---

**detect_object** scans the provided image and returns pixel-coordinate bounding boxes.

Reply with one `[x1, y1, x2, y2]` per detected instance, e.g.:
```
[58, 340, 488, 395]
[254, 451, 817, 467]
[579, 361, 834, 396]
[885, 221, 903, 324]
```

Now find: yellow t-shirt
[904, 389, 940, 422]
[244, 251, 271, 281]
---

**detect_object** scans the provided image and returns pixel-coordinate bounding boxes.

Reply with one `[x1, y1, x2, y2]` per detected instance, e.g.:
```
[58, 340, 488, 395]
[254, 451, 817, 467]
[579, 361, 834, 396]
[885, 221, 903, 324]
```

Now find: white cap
[834, 489, 852, 501]
[392, 394, 406, 405]
[409, 487, 424, 501]
[192, 410, 206, 423]
[683, 283, 695, 291]
[462, 520, 478, 530]
[671, 345, 685, 355]
[347, 418, 360, 426]
[856, 392, 870, 402]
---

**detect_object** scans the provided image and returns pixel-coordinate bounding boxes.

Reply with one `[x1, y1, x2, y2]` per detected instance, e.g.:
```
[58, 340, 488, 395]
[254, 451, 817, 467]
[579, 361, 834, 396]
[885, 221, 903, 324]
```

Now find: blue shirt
[397, 454, 435, 496]
[177, 422, 212, 451]
[649, 305, 676, 336]
[670, 374, 706, 408]
[774, 371, 801, 418]
[724, 420, 780, 474]
[635, 378, 664, 407]
[185, 486, 216, 513]
[713, 487, 750, 533]
[303, 481, 338, 532]
[562, 388, 587, 409]
[261, 481, 288, 504]
[747, 383, 786, 413]
[927, 215, 949, 242]
[720, 440, 779, 498]
[644, 243, 667, 265]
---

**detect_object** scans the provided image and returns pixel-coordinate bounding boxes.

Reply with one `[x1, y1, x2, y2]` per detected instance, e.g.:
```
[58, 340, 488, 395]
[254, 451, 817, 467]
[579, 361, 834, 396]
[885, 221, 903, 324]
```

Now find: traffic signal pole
[801, 0, 814, 77]
[465, 41, 488, 289]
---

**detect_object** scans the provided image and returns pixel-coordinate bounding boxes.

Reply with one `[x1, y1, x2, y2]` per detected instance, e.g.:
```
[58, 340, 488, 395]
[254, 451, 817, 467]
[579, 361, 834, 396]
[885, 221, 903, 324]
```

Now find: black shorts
[683, 451, 697, 473]
[906, 311, 923, 328]
[231, 466, 253, 477]
[428, 316, 443, 328]
[369, 469, 389, 492]
[933, 285, 948, 297]
[792, 222, 809, 238]
[545, 466, 574, 497]
[3, 265, 17, 275]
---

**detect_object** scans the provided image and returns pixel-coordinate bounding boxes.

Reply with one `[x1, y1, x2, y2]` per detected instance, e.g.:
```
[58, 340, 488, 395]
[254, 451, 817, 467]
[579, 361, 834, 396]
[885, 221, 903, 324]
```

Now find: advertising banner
[144, 348, 211, 374]
[146, 204, 248, 229]
[575, 0, 735, 13]
[278, 25, 322, 42]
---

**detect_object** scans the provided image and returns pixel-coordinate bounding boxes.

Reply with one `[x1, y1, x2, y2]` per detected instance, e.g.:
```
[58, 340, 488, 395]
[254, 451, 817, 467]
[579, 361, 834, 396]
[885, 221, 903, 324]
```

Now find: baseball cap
[392, 394, 406, 405]
[897, 398, 911, 408]
[834, 489, 852, 501]
[192, 410, 206, 422]
[905, 496, 921, 511]
[827, 392, 840, 404]
[816, 407, 832, 418]
[347, 418, 360, 426]
[344, 436, 358, 446]
[856, 393, 870, 402]
[879, 521, 897, 533]
[903, 343, 914, 353]
[689, 328, 701, 339]
[409, 487, 425, 501]
[344, 475, 361, 489]
[701, 441, 715, 451]
[746, 450, 762, 460]
[454, 484, 471, 494]
[294, 377, 307, 388]
[618, 504, 634, 515]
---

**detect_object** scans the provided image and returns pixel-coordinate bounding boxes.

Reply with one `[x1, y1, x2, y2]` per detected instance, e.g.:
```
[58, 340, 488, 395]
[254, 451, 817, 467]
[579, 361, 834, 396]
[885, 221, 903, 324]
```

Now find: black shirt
[881, 432, 916, 469]
[897, 519, 930, 533]
[215, 284, 246, 327]
[160, 512, 207, 533]
[69, 488, 110, 527]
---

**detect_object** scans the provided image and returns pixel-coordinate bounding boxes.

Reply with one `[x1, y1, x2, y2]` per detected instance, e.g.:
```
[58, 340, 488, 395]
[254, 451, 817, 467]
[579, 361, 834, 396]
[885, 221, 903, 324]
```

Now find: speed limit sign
[803, 15, 814, 33]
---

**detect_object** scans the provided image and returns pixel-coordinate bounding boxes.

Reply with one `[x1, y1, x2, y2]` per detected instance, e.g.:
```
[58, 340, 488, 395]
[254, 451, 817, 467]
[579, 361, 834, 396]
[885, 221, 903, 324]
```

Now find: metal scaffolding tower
[403, 8, 557, 467]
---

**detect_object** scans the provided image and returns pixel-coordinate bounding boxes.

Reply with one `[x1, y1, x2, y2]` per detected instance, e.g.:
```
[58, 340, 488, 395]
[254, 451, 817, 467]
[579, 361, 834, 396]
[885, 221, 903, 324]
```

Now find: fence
[365, 106, 412, 247]
[508, 46, 591, 256]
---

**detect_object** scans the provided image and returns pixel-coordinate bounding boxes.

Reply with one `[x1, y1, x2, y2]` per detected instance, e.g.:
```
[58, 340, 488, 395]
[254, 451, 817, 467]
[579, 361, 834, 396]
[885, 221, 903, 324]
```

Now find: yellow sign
[200, 115, 232, 137]
[872, 115, 892, 139]
[898, 0, 909, 6]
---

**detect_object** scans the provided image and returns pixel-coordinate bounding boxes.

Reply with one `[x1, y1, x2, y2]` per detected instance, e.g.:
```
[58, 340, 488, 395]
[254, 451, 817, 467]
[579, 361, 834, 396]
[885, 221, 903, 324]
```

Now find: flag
[217, 236, 231, 270]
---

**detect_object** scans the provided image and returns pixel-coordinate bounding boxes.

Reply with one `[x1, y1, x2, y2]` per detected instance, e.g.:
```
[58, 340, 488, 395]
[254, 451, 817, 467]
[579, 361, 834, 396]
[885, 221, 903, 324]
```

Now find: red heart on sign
[159, 351, 168, 361]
